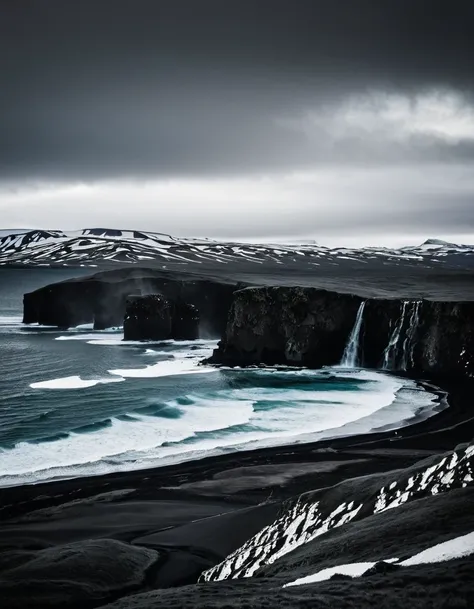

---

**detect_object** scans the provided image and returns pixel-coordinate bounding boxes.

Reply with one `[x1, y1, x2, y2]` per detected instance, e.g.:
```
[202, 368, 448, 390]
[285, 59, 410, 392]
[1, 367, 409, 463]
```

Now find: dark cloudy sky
[1, 0, 474, 245]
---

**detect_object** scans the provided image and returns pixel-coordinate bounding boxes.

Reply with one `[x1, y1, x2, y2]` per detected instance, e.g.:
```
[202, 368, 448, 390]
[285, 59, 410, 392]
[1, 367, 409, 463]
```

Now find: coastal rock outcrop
[361, 298, 474, 377]
[23, 267, 241, 336]
[123, 295, 199, 341]
[172, 301, 200, 340]
[0, 539, 159, 609]
[124, 294, 173, 340]
[209, 286, 474, 378]
[208, 287, 362, 368]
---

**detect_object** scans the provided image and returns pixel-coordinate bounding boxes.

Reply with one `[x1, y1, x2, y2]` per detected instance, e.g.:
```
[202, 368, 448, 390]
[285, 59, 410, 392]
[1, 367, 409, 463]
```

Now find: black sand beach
[1, 372, 473, 608]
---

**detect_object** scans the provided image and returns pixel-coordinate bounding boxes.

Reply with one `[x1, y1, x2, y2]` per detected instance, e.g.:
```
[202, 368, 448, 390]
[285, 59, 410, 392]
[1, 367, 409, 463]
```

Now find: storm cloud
[1, 0, 474, 243]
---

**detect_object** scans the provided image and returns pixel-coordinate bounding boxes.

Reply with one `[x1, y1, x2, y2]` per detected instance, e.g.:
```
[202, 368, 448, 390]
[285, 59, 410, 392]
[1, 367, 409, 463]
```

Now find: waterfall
[383, 301, 408, 369]
[400, 301, 421, 370]
[341, 301, 366, 368]
[383, 300, 422, 371]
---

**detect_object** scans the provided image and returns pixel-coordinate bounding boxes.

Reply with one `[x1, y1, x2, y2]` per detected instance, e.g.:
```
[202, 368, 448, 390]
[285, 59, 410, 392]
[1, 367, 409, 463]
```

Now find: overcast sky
[1, 0, 474, 246]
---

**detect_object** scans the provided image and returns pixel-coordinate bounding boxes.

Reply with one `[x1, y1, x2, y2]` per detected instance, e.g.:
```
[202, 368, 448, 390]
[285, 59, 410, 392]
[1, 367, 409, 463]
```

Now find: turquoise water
[0, 269, 440, 487]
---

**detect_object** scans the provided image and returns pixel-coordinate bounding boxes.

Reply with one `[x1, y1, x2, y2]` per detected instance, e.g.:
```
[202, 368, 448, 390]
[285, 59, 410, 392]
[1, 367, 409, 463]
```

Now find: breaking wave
[0, 357, 441, 486]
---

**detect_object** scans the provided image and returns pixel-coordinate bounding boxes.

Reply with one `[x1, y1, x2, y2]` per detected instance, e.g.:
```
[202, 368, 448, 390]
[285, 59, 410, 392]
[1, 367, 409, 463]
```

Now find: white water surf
[2, 363, 440, 487]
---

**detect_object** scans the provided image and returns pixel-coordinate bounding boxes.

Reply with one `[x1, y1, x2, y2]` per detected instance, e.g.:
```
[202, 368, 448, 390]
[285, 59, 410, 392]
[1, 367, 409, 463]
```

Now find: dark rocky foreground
[0, 376, 473, 609]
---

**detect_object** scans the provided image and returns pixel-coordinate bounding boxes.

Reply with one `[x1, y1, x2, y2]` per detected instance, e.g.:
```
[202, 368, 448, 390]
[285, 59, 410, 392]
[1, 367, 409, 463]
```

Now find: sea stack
[124, 294, 200, 341]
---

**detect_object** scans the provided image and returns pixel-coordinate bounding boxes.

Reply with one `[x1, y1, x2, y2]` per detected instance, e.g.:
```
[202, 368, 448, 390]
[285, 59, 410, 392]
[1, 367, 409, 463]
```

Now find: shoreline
[1, 372, 473, 604]
[0, 370, 446, 493]
[1, 372, 470, 517]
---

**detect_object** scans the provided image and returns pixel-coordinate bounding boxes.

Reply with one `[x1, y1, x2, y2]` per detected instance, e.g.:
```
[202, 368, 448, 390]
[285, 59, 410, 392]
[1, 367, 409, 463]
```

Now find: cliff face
[210, 287, 362, 368]
[361, 299, 474, 376]
[210, 287, 474, 378]
[23, 268, 241, 336]
[123, 295, 199, 341]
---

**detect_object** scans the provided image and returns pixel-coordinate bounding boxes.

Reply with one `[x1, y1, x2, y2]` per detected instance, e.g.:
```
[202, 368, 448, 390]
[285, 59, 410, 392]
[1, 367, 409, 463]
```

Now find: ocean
[0, 268, 441, 487]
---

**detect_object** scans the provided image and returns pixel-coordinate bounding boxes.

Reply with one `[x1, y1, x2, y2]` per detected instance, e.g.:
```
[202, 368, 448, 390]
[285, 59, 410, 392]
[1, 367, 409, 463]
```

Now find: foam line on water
[0, 398, 254, 478]
[87, 338, 128, 346]
[55, 333, 217, 348]
[109, 357, 215, 379]
[30, 375, 125, 390]
[1, 369, 442, 486]
[56, 332, 124, 342]
[0, 316, 23, 326]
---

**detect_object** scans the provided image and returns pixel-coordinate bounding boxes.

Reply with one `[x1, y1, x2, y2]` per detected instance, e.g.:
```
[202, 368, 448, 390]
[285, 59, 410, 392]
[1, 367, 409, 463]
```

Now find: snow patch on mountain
[1, 229, 474, 269]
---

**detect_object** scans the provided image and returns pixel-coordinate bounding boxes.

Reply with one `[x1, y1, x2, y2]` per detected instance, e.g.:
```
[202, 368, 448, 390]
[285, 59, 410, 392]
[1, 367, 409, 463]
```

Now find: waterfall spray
[341, 301, 366, 368]
[383, 300, 422, 371]
[400, 301, 422, 370]
[383, 301, 408, 369]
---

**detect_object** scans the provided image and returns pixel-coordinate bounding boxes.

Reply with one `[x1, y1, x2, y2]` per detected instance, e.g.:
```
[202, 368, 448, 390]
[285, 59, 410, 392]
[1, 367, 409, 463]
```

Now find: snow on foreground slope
[201, 441, 474, 581]
[284, 531, 474, 586]
[2, 228, 474, 268]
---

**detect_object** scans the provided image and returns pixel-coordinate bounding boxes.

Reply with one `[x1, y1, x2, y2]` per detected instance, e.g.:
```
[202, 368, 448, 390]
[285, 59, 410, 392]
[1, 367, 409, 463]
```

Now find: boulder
[0, 539, 158, 609]
[362, 560, 401, 577]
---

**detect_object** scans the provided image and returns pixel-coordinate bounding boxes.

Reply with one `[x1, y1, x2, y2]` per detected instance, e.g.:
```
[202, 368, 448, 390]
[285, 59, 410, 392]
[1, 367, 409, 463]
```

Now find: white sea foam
[30, 375, 125, 390]
[87, 338, 128, 346]
[55, 333, 217, 349]
[56, 331, 124, 341]
[55, 332, 149, 346]
[0, 397, 254, 480]
[2, 367, 441, 487]
[31, 341, 216, 389]
[0, 316, 23, 326]
[108, 356, 215, 378]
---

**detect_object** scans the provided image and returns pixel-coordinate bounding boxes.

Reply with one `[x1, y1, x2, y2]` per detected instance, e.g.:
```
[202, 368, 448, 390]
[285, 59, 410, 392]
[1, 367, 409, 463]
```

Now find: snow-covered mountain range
[1, 228, 474, 269]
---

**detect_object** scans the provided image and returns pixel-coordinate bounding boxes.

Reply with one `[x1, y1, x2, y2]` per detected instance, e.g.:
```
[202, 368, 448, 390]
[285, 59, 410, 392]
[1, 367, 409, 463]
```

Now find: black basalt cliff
[209, 287, 362, 368]
[23, 268, 242, 336]
[209, 286, 474, 378]
[123, 294, 200, 341]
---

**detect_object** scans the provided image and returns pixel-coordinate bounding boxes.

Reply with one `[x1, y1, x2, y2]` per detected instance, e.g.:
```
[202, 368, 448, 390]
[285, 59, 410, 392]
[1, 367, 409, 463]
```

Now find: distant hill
[1, 228, 474, 271]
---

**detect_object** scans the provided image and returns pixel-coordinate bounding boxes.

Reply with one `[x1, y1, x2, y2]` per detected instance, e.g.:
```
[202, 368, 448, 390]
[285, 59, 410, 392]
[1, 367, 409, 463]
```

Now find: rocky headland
[22, 267, 241, 336]
[209, 286, 474, 378]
